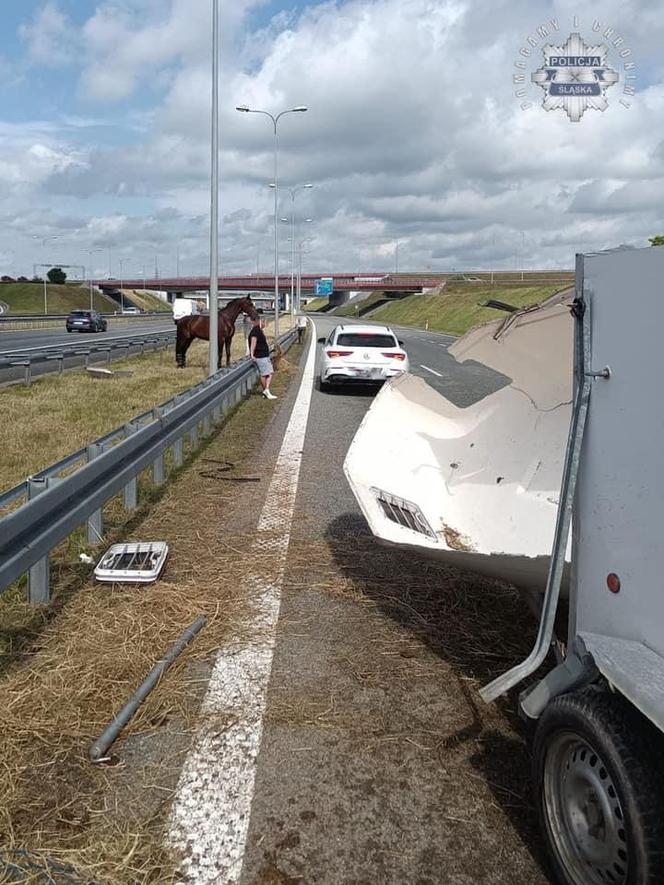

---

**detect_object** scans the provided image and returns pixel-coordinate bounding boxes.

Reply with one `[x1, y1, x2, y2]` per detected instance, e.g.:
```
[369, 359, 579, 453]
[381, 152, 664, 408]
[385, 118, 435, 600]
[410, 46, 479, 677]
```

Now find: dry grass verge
[0, 319, 288, 496]
[0, 345, 303, 883]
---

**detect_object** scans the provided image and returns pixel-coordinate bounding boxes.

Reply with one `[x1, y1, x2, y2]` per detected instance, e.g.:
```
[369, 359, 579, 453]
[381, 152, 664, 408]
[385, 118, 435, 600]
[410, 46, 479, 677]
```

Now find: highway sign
[315, 278, 333, 296]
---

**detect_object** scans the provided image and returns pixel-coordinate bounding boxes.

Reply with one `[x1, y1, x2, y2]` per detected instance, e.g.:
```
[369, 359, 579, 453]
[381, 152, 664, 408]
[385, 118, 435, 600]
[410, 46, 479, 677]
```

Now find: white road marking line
[169, 325, 316, 884]
[420, 364, 443, 377]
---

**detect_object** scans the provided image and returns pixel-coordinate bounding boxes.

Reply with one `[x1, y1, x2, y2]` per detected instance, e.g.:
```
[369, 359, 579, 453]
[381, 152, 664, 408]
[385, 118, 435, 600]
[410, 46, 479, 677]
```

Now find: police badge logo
[531, 32, 619, 122]
[513, 18, 636, 121]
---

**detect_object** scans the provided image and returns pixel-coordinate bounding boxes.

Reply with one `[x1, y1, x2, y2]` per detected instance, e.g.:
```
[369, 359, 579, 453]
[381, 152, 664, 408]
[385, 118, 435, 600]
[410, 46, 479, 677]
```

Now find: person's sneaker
[263, 389, 277, 400]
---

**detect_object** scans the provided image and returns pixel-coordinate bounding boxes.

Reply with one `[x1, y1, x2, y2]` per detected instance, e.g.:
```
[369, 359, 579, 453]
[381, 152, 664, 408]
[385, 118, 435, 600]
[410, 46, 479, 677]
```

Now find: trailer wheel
[533, 687, 664, 885]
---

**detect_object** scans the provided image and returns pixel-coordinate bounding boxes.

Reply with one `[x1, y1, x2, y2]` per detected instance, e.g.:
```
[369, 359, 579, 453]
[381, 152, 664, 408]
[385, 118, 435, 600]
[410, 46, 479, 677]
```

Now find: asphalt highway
[312, 313, 509, 405]
[233, 317, 547, 884]
[0, 317, 174, 354]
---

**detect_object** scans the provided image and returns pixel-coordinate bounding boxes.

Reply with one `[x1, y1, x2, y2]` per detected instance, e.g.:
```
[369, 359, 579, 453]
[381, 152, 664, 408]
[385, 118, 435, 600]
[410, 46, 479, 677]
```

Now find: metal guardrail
[0, 327, 298, 602]
[0, 330, 176, 385]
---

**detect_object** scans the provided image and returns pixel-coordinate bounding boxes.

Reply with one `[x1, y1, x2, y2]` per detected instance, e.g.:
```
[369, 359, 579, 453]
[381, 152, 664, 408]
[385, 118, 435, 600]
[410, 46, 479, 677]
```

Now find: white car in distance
[318, 324, 410, 390]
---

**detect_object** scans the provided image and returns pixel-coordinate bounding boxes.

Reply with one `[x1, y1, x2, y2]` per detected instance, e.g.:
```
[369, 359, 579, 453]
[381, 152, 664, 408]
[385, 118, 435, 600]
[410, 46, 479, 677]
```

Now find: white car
[318, 323, 410, 390]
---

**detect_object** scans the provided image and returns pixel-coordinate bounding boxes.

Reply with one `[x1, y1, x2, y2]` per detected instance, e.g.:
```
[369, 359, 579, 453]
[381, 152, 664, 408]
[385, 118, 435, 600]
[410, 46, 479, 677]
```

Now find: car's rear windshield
[336, 333, 397, 348]
[70, 310, 91, 317]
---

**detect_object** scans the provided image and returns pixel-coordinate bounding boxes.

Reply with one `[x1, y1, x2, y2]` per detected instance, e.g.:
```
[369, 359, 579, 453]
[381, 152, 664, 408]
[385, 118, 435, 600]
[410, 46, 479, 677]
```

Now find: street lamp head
[236, 105, 250, 112]
[268, 183, 276, 188]
[280, 217, 289, 222]
[303, 183, 314, 189]
[292, 106, 308, 112]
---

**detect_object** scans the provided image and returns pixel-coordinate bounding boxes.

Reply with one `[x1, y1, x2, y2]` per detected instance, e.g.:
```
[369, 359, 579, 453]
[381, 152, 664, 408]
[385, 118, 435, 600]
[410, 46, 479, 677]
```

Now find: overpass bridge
[92, 273, 442, 302]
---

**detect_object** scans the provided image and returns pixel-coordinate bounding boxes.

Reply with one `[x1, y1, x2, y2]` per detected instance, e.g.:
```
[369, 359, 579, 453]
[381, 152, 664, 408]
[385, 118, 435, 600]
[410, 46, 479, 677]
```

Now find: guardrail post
[202, 413, 211, 436]
[11, 360, 31, 386]
[27, 477, 50, 603]
[86, 443, 104, 544]
[173, 436, 184, 468]
[152, 407, 165, 485]
[123, 422, 139, 510]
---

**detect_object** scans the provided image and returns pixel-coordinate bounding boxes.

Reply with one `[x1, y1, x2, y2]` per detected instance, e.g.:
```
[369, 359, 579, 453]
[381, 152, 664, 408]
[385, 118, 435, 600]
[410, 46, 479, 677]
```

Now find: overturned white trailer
[344, 247, 664, 885]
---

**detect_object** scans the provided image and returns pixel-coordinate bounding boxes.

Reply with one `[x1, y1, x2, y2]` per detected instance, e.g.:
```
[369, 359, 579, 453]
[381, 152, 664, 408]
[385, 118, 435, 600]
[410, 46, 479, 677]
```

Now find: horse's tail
[175, 318, 189, 367]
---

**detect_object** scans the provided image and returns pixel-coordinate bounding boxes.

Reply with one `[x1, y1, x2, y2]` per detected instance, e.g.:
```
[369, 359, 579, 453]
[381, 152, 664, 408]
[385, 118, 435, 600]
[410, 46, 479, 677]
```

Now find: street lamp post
[236, 104, 308, 337]
[284, 184, 313, 317]
[33, 235, 58, 315]
[118, 258, 131, 313]
[208, 0, 220, 374]
[297, 236, 314, 312]
[86, 248, 104, 310]
[294, 224, 313, 313]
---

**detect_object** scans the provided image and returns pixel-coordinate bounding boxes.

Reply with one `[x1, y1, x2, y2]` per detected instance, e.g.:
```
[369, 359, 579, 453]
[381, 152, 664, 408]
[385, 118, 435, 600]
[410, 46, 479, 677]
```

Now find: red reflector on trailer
[607, 573, 621, 593]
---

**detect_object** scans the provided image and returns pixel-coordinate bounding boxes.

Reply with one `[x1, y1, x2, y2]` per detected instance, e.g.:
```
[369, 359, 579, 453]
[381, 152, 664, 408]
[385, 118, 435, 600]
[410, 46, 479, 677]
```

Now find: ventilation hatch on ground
[94, 542, 169, 583]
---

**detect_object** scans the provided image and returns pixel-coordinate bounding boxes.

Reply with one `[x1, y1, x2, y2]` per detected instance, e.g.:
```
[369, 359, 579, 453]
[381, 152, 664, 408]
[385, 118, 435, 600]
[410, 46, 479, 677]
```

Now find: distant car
[318, 323, 409, 391]
[66, 309, 107, 333]
[122, 307, 141, 315]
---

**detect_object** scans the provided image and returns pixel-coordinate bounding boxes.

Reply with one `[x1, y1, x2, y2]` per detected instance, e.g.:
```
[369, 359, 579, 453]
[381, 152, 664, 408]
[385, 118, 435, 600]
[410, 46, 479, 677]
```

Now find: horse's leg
[175, 323, 188, 368]
[225, 330, 234, 366]
[176, 325, 195, 368]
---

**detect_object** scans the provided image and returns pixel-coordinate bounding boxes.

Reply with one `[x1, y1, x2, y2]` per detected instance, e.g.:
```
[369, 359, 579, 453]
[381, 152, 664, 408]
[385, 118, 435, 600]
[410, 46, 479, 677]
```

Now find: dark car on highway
[66, 309, 108, 333]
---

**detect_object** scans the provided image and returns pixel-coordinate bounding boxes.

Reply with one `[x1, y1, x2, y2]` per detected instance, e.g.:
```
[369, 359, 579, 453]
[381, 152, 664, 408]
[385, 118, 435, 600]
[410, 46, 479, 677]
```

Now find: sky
[0, 0, 662, 279]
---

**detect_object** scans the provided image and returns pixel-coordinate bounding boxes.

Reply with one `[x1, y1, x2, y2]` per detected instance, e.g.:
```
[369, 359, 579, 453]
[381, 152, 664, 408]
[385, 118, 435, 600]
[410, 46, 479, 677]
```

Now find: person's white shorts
[255, 356, 273, 376]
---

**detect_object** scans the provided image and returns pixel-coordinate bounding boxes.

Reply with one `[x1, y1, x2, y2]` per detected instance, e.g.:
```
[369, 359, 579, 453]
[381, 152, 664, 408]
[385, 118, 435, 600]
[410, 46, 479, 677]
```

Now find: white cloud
[20, 1, 79, 67]
[3, 0, 664, 278]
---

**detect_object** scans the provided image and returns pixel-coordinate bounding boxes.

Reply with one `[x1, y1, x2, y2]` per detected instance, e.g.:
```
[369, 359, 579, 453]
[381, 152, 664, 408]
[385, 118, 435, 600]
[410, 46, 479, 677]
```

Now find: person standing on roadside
[296, 313, 307, 343]
[248, 316, 276, 400]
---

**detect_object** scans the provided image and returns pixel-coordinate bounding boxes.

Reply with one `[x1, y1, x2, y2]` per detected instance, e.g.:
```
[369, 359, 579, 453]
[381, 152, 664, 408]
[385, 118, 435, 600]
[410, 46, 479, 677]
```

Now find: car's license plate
[74, 321, 84, 325]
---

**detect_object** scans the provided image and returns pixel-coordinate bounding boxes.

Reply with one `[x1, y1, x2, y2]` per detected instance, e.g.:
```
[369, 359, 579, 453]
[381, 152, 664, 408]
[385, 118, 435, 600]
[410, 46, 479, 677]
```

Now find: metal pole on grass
[208, 0, 219, 375]
[89, 615, 206, 761]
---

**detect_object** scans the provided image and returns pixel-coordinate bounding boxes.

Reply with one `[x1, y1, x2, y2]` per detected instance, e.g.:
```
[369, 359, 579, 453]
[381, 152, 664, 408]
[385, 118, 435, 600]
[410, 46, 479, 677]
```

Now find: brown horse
[175, 296, 259, 369]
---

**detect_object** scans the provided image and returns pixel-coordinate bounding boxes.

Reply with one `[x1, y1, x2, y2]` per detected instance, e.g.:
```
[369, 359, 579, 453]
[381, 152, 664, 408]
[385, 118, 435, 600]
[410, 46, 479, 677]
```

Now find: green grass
[0, 316, 290, 497]
[122, 289, 170, 312]
[331, 291, 389, 317]
[304, 297, 329, 312]
[369, 283, 567, 336]
[0, 283, 116, 315]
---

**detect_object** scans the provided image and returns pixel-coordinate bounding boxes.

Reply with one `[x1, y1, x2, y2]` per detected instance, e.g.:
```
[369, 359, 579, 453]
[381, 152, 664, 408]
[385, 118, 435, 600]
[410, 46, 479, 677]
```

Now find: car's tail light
[382, 352, 406, 361]
[326, 350, 353, 358]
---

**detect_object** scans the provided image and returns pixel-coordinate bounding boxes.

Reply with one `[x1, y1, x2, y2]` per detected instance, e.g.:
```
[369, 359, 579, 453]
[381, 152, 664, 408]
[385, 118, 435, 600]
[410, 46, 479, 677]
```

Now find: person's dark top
[249, 325, 269, 358]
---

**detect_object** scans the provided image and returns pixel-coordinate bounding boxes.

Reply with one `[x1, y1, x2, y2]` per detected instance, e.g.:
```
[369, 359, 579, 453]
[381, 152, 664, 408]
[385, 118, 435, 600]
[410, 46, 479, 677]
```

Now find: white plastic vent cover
[373, 488, 438, 540]
[94, 542, 169, 583]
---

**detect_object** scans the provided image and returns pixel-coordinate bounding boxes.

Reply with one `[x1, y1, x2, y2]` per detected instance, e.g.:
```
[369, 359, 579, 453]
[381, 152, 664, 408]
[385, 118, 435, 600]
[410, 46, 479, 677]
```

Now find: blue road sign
[315, 278, 333, 296]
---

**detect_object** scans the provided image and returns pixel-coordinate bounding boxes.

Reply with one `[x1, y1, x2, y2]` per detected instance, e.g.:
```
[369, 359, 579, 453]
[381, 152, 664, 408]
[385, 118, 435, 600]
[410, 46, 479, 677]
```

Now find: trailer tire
[533, 686, 664, 885]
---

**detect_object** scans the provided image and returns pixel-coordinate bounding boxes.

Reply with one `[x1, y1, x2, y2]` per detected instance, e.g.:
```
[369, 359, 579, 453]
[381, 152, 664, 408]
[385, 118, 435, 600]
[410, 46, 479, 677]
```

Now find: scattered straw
[0, 343, 303, 884]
